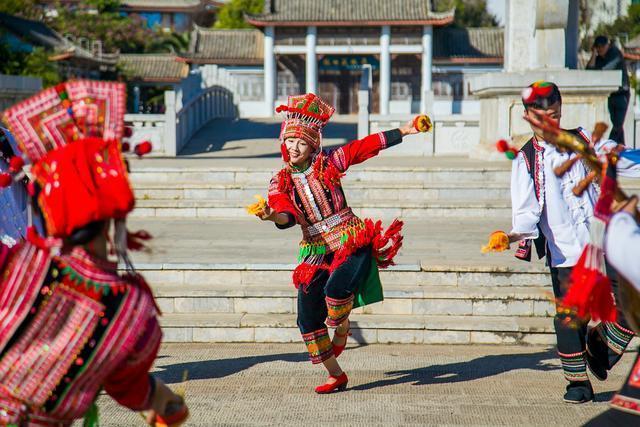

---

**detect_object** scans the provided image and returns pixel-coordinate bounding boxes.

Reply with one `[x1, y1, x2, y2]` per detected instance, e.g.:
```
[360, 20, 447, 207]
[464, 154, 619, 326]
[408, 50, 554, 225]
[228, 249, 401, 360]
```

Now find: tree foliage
[581, 4, 640, 50]
[214, 0, 264, 29]
[0, 0, 40, 19]
[0, 43, 60, 87]
[435, 0, 498, 27]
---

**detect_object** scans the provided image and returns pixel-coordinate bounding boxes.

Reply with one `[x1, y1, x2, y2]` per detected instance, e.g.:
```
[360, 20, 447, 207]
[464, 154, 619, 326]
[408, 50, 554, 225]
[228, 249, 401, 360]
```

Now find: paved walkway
[97, 343, 635, 426]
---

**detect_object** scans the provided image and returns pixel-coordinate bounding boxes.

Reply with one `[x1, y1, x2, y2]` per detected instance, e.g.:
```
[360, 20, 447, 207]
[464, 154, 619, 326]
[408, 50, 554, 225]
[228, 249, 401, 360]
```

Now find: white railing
[124, 86, 237, 156]
[175, 86, 236, 155]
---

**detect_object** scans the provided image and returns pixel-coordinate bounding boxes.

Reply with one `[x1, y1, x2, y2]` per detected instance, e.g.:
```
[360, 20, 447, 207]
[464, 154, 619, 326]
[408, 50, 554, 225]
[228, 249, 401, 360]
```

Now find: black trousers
[608, 91, 630, 145]
[551, 263, 634, 382]
[297, 246, 373, 364]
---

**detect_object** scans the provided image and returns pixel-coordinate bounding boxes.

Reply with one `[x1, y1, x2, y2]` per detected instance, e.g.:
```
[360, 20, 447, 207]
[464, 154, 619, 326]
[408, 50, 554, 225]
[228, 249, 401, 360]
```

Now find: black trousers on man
[551, 263, 634, 382]
[608, 91, 630, 145]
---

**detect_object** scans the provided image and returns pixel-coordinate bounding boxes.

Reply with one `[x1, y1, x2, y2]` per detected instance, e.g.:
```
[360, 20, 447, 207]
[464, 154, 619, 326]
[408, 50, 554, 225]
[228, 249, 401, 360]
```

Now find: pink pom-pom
[0, 173, 12, 188]
[522, 87, 536, 104]
[8, 156, 24, 173]
[495, 139, 509, 153]
[134, 141, 152, 157]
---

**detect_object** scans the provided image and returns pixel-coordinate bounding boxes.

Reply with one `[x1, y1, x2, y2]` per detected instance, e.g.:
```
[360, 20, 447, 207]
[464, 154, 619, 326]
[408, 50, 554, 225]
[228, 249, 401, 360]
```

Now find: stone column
[305, 26, 317, 94]
[264, 26, 276, 116]
[379, 25, 391, 115]
[420, 25, 433, 114]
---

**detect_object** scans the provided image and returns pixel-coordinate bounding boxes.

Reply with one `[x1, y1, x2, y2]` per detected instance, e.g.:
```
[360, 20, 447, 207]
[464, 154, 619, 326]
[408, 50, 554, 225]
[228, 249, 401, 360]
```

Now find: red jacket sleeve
[329, 129, 403, 172]
[103, 315, 162, 411]
[267, 173, 298, 228]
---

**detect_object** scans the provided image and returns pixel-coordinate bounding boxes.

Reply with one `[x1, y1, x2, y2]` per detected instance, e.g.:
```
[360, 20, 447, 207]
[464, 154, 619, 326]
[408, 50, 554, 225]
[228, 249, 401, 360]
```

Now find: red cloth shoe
[332, 327, 351, 358]
[315, 372, 349, 394]
[153, 402, 189, 427]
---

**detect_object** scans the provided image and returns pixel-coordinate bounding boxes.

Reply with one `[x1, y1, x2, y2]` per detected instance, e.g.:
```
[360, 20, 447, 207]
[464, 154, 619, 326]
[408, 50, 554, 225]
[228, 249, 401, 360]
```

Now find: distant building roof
[0, 12, 68, 50]
[0, 12, 118, 67]
[118, 54, 189, 82]
[433, 27, 503, 64]
[246, 0, 455, 27]
[183, 28, 264, 65]
[120, 0, 222, 12]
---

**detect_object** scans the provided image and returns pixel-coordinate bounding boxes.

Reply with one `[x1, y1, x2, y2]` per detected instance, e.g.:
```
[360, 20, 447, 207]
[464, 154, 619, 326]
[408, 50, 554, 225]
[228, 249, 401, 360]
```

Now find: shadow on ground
[180, 118, 357, 157]
[156, 346, 570, 393]
[155, 352, 307, 384]
[351, 348, 560, 391]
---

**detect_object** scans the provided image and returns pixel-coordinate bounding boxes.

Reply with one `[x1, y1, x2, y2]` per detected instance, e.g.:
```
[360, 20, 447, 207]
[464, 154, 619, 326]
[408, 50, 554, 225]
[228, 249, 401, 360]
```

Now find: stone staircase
[142, 262, 557, 346]
[125, 156, 640, 345]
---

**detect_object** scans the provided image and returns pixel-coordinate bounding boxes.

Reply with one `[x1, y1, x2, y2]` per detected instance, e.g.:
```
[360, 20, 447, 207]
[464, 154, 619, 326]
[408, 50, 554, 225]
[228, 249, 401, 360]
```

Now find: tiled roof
[120, 0, 220, 10]
[118, 54, 189, 82]
[0, 12, 68, 50]
[246, 0, 455, 26]
[183, 28, 264, 64]
[434, 27, 503, 62]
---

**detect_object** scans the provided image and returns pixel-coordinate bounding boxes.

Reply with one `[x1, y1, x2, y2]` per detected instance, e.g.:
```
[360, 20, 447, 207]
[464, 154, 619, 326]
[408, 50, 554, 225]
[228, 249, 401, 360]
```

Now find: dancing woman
[252, 93, 428, 393]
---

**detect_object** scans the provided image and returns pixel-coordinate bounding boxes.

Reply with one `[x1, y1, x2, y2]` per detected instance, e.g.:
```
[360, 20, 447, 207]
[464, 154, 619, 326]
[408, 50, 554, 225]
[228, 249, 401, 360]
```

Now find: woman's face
[284, 137, 313, 166]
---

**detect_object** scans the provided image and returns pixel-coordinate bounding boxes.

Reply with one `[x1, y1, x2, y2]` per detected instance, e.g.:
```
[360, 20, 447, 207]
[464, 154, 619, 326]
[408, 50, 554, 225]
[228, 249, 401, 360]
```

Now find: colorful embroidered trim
[602, 322, 634, 355]
[59, 265, 125, 296]
[298, 242, 327, 262]
[302, 328, 333, 364]
[326, 295, 354, 328]
[558, 351, 588, 382]
[610, 394, 640, 416]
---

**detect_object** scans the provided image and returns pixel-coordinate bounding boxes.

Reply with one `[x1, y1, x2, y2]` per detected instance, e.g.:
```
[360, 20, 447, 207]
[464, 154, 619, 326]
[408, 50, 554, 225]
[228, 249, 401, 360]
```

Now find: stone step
[159, 313, 556, 345]
[152, 283, 555, 318]
[136, 263, 550, 289]
[129, 168, 513, 186]
[130, 199, 512, 219]
[132, 183, 513, 203]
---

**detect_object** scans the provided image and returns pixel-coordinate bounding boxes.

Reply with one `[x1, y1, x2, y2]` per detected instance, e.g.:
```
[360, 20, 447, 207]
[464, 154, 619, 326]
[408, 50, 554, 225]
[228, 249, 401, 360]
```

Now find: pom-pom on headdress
[276, 93, 335, 156]
[521, 80, 562, 110]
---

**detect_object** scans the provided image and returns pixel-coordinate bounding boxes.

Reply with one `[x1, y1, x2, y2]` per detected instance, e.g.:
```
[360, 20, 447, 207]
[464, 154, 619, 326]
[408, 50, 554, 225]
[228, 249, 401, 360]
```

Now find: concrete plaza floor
[97, 343, 635, 426]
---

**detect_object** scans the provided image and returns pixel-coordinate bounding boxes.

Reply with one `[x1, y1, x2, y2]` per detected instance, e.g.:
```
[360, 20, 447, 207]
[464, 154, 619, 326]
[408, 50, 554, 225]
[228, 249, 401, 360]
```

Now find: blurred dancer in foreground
[0, 80, 188, 426]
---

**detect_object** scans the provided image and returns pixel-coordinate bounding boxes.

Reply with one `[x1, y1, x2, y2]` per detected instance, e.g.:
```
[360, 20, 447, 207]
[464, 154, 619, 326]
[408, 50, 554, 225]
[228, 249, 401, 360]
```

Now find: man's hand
[614, 196, 639, 215]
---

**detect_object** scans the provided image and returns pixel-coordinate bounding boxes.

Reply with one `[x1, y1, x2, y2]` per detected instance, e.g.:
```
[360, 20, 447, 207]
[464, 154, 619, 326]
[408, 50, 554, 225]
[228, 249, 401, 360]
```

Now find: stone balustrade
[125, 86, 237, 157]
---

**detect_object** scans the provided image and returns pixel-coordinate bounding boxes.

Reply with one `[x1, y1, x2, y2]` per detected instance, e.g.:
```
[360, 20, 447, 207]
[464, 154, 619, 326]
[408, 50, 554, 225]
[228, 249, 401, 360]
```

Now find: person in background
[587, 35, 631, 145]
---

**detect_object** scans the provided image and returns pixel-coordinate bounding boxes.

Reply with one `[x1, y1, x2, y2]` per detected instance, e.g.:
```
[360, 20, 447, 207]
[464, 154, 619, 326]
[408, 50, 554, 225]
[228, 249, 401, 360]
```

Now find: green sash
[353, 260, 384, 309]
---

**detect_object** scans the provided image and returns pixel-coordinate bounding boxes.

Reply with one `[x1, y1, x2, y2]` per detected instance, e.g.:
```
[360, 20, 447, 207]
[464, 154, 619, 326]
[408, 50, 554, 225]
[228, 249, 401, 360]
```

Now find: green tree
[584, 4, 640, 49]
[0, 0, 40, 19]
[435, 0, 498, 27]
[214, 0, 264, 29]
[0, 42, 61, 87]
[21, 47, 61, 87]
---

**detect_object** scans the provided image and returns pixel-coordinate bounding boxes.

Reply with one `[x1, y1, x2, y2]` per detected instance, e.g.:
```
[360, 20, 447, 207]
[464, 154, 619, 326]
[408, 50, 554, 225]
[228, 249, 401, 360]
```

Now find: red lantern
[134, 141, 152, 157]
[8, 156, 24, 173]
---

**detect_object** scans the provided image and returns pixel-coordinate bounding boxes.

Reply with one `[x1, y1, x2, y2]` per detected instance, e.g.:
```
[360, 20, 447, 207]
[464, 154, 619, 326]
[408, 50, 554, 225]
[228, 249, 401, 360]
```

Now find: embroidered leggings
[297, 246, 373, 364]
[551, 263, 634, 382]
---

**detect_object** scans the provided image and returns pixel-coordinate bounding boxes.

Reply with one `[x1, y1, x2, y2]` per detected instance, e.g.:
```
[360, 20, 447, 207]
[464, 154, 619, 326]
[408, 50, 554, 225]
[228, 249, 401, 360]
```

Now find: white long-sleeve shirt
[605, 212, 640, 291]
[510, 130, 640, 268]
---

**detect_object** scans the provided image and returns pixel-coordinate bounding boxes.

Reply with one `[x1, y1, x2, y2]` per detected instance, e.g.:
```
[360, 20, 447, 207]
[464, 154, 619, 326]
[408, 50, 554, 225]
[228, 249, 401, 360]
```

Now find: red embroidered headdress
[276, 93, 335, 153]
[2, 80, 133, 238]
